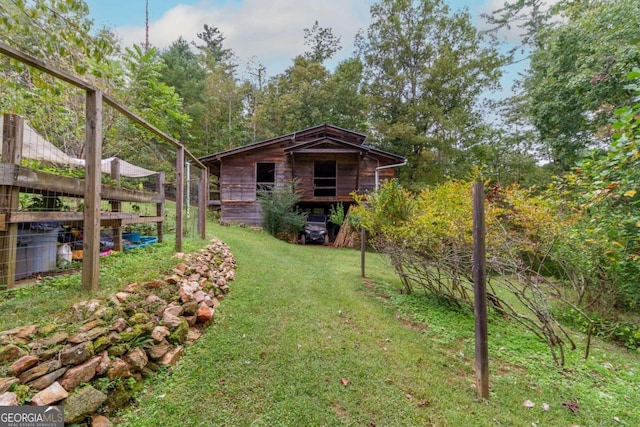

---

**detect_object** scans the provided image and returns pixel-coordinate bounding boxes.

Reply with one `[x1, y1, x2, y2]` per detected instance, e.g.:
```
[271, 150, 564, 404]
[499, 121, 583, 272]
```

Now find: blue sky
[84, 0, 533, 94]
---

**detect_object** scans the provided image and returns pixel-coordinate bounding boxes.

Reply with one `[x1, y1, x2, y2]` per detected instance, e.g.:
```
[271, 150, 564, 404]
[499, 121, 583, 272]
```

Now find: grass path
[119, 225, 477, 426]
[119, 224, 639, 426]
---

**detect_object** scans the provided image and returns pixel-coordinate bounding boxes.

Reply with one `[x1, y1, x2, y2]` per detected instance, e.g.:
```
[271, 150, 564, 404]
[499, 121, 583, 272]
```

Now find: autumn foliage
[351, 178, 578, 364]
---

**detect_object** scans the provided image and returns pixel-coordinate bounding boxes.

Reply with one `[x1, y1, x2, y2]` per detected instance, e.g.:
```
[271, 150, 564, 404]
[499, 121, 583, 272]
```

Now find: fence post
[175, 146, 184, 253]
[110, 158, 122, 252]
[156, 172, 165, 243]
[0, 114, 24, 288]
[360, 227, 366, 278]
[82, 90, 103, 292]
[199, 170, 207, 240]
[473, 181, 489, 399]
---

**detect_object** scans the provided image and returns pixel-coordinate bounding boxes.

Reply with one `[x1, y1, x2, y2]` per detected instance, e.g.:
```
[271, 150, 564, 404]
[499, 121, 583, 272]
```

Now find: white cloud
[114, 0, 373, 77]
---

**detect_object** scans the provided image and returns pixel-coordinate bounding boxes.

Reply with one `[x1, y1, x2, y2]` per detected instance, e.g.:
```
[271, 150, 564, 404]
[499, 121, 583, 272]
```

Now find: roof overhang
[198, 124, 406, 170]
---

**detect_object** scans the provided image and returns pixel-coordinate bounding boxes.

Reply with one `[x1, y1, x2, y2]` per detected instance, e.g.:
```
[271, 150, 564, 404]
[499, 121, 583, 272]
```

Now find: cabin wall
[220, 202, 263, 226]
[219, 146, 292, 201]
[218, 145, 291, 225]
[292, 154, 357, 200]
[217, 147, 398, 225]
[291, 155, 395, 200]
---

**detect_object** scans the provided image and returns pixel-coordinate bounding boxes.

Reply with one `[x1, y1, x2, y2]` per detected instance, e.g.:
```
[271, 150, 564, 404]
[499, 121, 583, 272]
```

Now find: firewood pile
[333, 209, 360, 248]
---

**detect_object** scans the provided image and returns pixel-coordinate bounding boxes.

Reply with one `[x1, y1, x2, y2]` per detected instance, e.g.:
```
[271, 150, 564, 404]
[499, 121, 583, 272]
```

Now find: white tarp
[0, 116, 157, 177]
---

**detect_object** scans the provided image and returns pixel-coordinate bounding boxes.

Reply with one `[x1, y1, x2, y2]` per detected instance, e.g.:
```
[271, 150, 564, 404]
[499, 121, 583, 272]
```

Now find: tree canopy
[2, 0, 638, 190]
[357, 0, 505, 187]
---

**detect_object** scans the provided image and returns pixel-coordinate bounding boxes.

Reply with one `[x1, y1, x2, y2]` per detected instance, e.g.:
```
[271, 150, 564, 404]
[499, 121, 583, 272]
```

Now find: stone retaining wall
[0, 238, 236, 425]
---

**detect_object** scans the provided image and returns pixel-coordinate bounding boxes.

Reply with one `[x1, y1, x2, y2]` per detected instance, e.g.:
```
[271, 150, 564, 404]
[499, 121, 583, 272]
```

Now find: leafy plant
[328, 202, 345, 226]
[257, 180, 307, 239]
[351, 179, 576, 364]
[19, 194, 64, 211]
[551, 69, 640, 312]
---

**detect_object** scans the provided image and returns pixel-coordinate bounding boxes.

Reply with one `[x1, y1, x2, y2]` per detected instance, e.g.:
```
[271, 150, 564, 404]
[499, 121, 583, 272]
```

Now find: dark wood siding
[220, 202, 262, 226]
[220, 145, 292, 203]
[209, 126, 403, 225]
[291, 154, 366, 202]
[219, 144, 293, 224]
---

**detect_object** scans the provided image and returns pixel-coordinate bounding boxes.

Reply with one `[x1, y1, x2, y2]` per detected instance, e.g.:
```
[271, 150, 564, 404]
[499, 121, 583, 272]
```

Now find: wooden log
[0, 114, 24, 287]
[360, 227, 366, 278]
[0, 164, 163, 203]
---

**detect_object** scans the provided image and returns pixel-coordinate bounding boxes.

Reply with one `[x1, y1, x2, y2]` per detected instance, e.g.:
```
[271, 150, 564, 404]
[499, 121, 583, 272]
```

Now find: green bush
[329, 202, 345, 226]
[556, 306, 640, 350]
[257, 181, 307, 238]
[551, 69, 640, 312]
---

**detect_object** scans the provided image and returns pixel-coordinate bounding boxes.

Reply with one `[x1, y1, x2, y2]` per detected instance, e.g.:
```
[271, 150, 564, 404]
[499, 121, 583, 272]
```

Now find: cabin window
[256, 162, 275, 192]
[314, 160, 336, 197]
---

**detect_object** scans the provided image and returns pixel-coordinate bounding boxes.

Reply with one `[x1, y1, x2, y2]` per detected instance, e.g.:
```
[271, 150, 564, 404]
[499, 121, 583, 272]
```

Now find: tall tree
[303, 20, 342, 64]
[522, 0, 640, 169]
[107, 45, 191, 171]
[255, 55, 367, 138]
[481, 0, 556, 50]
[322, 58, 368, 133]
[200, 59, 249, 153]
[358, 0, 504, 187]
[242, 57, 267, 142]
[194, 24, 233, 65]
[0, 0, 121, 157]
[159, 37, 207, 151]
[256, 56, 332, 137]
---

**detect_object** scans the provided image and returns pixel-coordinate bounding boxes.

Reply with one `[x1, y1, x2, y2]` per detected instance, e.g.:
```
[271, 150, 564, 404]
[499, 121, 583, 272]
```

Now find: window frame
[313, 160, 337, 197]
[256, 162, 276, 192]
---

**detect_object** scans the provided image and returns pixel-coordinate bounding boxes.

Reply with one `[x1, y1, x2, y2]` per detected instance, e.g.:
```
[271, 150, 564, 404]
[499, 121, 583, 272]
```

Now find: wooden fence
[0, 42, 208, 292]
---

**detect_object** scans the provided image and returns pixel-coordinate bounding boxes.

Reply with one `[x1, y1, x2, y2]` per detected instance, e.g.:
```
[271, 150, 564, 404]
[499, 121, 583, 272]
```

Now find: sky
[84, 0, 525, 83]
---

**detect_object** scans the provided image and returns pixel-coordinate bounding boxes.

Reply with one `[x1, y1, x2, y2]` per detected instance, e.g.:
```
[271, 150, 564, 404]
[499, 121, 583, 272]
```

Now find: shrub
[351, 179, 576, 364]
[257, 180, 307, 239]
[329, 203, 345, 226]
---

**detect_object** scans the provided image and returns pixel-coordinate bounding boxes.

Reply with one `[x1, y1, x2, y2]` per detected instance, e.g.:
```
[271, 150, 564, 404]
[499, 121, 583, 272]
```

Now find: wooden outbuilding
[199, 124, 406, 226]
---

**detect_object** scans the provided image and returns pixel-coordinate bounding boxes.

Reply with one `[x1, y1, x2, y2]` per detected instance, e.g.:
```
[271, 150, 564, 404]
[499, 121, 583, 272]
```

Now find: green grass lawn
[113, 223, 640, 427]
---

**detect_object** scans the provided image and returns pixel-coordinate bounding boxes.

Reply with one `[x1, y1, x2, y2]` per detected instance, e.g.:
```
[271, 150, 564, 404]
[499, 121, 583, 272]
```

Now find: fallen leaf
[405, 393, 413, 400]
[418, 400, 430, 407]
[562, 401, 579, 413]
[523, 400, 535, 408]
[623, 189, 637, 197]
[542, 403, 550, 411]
[341, 378, 349, 387]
